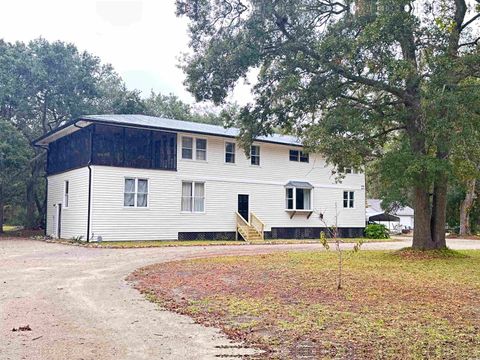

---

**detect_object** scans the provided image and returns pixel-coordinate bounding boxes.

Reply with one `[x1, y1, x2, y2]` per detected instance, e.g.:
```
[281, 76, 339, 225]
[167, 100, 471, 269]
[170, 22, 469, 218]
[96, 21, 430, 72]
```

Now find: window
[182, 137, 193, 159]
[124, 178, 149, 208]
[285, 187, 312, 210]
[341, 167, 360, 174]
[250, 145, 260, 166]
[289, 150, 309, 163]
[286, 188, 294, 209]
[289, 150, 299, 162]
[64, 181, 69, 208]
[225, 142, 236, 163]
[196, 139, 207, 160]
[182, 136, 207, 161]
[300, 152, 309, 163]
[343, 191, 354, 208]
[181, 181, 205, 212]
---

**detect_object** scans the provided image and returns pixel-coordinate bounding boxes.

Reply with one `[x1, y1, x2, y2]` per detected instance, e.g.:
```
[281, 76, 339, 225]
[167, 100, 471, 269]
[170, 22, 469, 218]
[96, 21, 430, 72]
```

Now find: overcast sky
[1, 0, 252, 105]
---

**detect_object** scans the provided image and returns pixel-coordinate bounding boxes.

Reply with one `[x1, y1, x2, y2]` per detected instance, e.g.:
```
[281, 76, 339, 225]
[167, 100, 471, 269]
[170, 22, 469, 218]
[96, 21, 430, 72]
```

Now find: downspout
[74, 123, 93, 242]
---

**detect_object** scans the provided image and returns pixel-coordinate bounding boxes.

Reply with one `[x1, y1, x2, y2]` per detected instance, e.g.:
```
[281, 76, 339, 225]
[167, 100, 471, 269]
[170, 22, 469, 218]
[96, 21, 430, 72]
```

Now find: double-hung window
[181, 181, 205, 212]
[225, 142, 236, 163]
[343, 191, 354, 208]
[196, 139, 207, 160]
[285, 186, 312, 210]
[289, 150, 309, 163]
[250, 145, 260, 166]
[64, 181, 69, 208]
[181, 137, 194, 159]
[124, 178, 149, 208]
[182, 136, 207, 161]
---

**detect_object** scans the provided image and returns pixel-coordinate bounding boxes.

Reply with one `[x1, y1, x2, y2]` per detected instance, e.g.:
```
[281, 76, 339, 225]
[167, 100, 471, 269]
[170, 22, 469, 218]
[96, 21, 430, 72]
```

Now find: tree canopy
[177, 0, 480, 249]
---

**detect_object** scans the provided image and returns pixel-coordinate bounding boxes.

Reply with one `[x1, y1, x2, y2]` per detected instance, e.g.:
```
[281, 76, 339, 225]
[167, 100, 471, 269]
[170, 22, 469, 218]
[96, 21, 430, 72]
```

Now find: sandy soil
[1, 237, 480, 359]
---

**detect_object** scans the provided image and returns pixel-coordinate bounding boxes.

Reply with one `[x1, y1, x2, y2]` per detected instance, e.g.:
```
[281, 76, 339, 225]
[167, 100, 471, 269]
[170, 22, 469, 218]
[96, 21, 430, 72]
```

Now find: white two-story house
[34, 115, 366, 242]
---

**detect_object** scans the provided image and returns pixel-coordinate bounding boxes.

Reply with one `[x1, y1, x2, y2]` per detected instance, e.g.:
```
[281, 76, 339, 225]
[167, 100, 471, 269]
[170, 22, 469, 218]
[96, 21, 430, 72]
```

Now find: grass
[129, 249, 480, 359]
[61, 238, 393, 248]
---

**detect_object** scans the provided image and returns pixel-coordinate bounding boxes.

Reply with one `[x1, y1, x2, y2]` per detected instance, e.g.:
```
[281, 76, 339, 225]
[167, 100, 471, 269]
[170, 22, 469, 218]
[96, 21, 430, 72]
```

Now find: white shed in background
[366, 199, 414, 231]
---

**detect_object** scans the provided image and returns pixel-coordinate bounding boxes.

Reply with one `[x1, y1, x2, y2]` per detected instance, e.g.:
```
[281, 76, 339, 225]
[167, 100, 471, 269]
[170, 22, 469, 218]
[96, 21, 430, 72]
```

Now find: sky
[0, 0, 252, 105]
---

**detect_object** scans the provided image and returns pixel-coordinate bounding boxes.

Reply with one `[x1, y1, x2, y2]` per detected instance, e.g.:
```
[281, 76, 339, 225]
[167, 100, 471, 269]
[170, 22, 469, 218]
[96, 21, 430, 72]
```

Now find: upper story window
[343, 191, 354, 208]
[64, 181, 69, 208]
[182, 136, 207, 161]
[285, 186, 312, 210]
[124, 178, 149, 208]
[225, 142, 236, 164]
[181, 181, 205, 212]
[341, 167, 360, 174]
[250, 145, 260, 166]
[196, 139, 207, 160]
[181, 137, 193, 159]
[289, 149, 309, 163]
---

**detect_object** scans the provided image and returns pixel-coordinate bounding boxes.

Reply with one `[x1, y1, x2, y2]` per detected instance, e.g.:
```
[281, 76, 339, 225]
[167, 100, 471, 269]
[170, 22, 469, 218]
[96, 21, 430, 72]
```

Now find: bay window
[285, 184, 312, 210]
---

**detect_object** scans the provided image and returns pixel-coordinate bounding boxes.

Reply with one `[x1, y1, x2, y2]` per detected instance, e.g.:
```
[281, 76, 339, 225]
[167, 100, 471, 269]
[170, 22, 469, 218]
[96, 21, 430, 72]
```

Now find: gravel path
[1, 237, 480, 359]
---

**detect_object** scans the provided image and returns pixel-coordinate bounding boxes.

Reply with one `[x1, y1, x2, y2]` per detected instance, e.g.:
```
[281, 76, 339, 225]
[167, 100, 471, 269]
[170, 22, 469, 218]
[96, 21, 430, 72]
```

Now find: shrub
[364, 224, 390, 239]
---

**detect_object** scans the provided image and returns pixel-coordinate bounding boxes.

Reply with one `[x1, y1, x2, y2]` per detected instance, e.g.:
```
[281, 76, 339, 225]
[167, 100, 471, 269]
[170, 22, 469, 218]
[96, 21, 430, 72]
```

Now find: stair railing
[250, 212, 265, 240]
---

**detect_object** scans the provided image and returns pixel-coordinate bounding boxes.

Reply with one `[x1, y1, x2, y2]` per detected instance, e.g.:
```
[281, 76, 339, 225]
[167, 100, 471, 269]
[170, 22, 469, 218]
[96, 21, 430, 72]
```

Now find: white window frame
[181, 181, 206, 213]
[181, 136, 194, 160]
[250, 145, 260, 166]
[181, 136, 208, 161]
[341, 167, 360, 174]
[343, 191, 355, 208]
[63, 180, 69, 209]
[225, 141, 236, 164]
[195, 138, 207, 161]
[285, 186, 313, 211]
[289, 149, 309, 163]
[124, 178, 149, 208]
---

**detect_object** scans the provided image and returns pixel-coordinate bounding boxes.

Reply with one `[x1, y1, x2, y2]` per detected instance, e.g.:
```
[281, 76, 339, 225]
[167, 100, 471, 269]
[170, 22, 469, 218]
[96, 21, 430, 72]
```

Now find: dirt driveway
[1, 238, 480, 360]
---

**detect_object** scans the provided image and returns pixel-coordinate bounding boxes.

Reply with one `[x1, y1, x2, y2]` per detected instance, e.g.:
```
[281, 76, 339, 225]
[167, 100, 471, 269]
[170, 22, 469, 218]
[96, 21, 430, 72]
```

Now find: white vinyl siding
[46, 168, 89, 239]
[49, 131, 365, 242]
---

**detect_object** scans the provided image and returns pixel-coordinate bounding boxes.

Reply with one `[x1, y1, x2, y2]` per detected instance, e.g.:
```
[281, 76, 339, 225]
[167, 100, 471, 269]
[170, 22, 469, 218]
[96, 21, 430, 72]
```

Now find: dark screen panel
[47, 126, 91, 175]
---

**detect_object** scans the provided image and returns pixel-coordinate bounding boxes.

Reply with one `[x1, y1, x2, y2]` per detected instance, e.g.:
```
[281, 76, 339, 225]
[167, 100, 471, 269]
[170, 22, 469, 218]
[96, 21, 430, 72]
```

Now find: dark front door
[238, 194, 249, 222]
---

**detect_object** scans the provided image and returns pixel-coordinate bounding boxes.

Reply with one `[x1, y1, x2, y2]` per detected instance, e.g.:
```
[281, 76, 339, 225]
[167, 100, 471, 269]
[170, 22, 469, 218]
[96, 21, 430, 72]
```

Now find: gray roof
[367, 199, 414, 217]
[35, 114, 302, 147]
[285, 181, 314, 189]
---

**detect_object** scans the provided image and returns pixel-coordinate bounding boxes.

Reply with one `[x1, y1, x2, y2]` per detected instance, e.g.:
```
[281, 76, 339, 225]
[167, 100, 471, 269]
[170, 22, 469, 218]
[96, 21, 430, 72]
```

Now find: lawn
[68, 238, 391, 248]
[129, 250, 480, 359]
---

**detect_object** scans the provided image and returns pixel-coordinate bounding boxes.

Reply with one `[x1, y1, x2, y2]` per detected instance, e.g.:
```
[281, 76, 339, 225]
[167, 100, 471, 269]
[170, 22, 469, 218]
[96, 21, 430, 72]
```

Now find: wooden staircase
[236, 212, 265, 241]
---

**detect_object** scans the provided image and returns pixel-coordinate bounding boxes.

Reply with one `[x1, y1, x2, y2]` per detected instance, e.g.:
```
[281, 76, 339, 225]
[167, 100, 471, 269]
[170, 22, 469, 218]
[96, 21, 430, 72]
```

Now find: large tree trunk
[430, 176, 448, 248]
[459, 179, 476, 236]
[412, 186, 432, 249]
